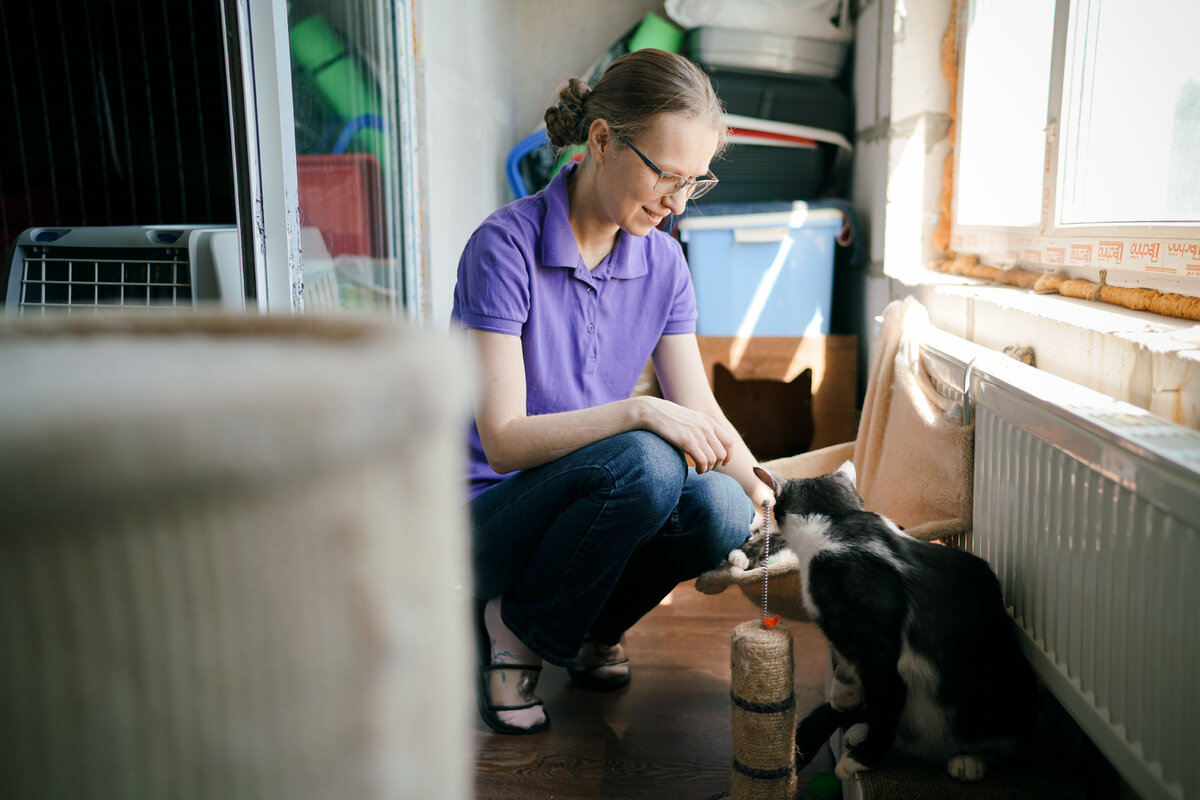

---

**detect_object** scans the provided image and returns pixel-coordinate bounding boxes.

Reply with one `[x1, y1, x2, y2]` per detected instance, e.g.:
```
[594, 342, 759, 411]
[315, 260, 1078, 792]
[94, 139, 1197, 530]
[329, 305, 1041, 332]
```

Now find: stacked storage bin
[673, 0, 855, 206]
[700, 70, 852, 205]
[678, 204, 844, 337]
[669, 1, 863, 462]
[668, 0, 856, 337]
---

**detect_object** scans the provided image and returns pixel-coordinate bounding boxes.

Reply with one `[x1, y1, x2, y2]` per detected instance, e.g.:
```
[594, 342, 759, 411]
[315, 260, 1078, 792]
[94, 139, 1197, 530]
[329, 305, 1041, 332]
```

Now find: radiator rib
[955, 348, 1200, 800]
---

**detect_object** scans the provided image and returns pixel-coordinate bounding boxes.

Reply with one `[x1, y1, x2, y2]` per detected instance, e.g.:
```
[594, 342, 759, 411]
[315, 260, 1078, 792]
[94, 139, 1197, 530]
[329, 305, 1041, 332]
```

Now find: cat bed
[696, 297, 974, 606]
[0, 312, 474, 799]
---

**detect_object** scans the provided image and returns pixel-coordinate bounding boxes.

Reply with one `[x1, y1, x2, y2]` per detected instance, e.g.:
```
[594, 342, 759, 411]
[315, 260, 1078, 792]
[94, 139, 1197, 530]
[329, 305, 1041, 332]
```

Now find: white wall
[417, 0, 669, 329]
[512, 1, 667, 135]
[853, 0, 970, 371]
[882, 0, 953, 283]
[849, 0, 900, 368]
[413, 0, 514, 329]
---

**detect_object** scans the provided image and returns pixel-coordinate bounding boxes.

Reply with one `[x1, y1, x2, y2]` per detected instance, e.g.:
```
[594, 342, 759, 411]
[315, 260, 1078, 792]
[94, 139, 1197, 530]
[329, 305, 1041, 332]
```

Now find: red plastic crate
[297, 153, 384, 257]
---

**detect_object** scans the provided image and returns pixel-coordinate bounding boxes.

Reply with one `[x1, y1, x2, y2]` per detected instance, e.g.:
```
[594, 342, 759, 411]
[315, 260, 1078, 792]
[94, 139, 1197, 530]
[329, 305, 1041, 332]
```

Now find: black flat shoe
[476, 663, 550, 735]
[474, 600, 549, 735]
[567, 638, 631, 692]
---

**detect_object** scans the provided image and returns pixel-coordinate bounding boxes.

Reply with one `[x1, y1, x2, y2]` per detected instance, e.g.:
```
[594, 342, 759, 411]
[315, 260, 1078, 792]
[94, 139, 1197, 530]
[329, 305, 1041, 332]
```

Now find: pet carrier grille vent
[18, 247, 193, 312]
[5, 226, 242, 315]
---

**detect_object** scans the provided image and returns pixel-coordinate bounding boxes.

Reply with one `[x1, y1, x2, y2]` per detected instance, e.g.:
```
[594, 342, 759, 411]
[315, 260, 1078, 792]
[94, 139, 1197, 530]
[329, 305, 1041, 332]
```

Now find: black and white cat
[732, 462, 1038, 782]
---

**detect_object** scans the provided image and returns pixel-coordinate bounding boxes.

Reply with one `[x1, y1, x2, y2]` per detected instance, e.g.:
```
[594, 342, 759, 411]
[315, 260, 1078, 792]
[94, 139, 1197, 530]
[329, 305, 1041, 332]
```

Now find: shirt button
[587, 323, 595, 333]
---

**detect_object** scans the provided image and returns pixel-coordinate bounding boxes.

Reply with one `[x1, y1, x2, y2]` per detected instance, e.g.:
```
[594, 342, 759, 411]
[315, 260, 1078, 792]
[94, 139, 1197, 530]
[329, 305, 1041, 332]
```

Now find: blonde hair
[543, 49, 726, 156]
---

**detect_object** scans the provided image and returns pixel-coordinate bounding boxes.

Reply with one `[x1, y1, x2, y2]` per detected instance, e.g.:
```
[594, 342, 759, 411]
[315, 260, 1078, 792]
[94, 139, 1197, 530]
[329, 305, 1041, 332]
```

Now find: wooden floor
[474, 584, 837, 800]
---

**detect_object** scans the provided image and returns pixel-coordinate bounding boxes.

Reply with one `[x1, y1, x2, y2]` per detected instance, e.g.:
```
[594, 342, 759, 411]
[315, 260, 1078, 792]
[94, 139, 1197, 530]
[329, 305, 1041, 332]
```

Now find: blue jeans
[469, 430, 753, 667]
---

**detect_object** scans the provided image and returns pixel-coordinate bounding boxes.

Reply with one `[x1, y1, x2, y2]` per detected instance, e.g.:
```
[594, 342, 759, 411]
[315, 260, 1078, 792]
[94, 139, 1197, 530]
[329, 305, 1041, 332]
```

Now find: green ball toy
[808, 770, 841, 799]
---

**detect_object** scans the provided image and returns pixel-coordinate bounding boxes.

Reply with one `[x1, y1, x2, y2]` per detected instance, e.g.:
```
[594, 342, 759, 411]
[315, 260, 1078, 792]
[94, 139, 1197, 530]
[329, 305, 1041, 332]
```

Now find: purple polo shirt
[452, 162, 698, 500]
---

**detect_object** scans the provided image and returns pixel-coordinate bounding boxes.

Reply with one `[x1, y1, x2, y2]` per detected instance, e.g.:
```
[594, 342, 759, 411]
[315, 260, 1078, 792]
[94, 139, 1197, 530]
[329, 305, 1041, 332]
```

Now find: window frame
[950, 0, 1200, 284]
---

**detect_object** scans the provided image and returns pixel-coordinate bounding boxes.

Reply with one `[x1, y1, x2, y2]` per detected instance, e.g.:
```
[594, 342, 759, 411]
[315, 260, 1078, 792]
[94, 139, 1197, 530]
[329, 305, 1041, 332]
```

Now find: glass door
[222, 0, 421, 318]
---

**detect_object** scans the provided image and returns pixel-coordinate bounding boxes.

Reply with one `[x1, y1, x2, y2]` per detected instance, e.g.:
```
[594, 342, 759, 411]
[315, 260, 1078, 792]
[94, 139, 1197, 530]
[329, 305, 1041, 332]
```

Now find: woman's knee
[680, 471, 754, 561]
[601, 430, 687, 514]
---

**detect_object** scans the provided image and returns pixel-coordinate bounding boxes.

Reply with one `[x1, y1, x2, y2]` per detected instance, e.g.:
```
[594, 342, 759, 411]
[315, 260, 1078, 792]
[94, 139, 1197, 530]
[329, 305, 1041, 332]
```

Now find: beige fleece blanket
[696, 297, 974, 601]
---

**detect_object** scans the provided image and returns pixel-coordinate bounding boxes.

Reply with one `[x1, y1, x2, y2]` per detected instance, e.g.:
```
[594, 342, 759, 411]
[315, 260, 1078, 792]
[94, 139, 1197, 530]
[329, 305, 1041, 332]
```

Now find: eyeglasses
[617, 135, 719, 199]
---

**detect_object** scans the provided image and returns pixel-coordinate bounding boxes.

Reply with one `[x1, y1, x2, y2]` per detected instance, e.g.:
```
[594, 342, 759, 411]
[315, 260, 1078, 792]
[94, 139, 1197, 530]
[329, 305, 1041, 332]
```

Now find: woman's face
[599, 112, 720, 237]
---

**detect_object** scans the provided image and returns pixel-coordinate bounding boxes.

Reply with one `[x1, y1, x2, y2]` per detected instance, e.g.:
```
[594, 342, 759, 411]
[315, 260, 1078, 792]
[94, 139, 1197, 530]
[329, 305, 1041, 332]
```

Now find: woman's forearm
[479, 397, 645, 475]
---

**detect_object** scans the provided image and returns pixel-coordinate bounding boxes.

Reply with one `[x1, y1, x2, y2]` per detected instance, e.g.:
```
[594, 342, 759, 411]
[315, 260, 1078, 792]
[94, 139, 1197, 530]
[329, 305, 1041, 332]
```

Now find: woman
[452, 48, 773, 735]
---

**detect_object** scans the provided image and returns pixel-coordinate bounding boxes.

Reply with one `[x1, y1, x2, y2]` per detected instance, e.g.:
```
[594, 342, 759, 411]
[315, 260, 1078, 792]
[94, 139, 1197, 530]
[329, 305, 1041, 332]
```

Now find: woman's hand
[749, 496, 777, 535]
[631, 395, 734, 473]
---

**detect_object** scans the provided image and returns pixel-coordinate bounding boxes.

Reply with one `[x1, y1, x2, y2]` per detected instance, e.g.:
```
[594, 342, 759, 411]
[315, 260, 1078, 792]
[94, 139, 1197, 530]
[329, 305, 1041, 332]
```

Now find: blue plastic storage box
[677, 203, 842, 337]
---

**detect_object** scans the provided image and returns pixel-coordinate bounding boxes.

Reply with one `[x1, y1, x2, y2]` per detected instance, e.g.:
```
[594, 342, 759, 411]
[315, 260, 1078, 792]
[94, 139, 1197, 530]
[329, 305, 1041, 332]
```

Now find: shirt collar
[540, 162, 649, 281]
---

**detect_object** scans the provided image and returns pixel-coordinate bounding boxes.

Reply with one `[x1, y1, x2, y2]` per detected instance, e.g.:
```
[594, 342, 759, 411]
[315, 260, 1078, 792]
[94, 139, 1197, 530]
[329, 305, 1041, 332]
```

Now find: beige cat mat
[695, 297, 974, 613]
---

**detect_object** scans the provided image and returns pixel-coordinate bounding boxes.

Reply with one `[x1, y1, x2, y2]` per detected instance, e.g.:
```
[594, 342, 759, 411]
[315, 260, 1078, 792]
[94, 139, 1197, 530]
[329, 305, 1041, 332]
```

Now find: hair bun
[544, 78, 592, 150]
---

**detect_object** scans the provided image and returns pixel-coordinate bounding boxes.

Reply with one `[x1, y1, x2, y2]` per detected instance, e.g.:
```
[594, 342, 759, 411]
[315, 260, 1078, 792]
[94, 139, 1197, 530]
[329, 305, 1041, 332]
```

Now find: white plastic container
[688, 26, 849, 79]
[666, 0, 853, 42]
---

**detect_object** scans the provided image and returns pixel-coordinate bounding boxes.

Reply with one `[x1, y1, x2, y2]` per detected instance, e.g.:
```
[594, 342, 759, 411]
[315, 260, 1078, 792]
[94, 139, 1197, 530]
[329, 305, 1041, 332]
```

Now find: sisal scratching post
[730, 620, 797, 799]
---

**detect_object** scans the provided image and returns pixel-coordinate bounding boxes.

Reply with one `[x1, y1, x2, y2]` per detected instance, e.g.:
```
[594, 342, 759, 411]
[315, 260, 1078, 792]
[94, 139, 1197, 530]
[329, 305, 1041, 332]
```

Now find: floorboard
[474, 584, 838, 800]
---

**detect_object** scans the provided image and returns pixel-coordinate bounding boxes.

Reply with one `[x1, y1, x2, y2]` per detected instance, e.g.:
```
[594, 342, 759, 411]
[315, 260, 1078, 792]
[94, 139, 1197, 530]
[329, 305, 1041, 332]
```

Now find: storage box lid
[676, 202, 844, 232]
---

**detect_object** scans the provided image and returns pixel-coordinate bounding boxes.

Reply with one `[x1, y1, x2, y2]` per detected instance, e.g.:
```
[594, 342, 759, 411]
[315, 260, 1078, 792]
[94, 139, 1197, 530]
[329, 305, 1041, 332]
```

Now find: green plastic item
[289, 15, 390, 168]
[628, 11, 683, 54]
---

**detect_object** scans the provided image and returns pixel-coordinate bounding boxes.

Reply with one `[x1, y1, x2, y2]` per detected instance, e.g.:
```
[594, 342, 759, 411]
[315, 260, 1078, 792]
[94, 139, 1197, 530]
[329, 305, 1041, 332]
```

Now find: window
[1, 0, 421, 317]
[224, 0, 421, 316]
[1058, 0, 1200, 226]
[955, 0, 1055, 229]
[952, 0, 1200, 284]
[286, 1, 421, 316]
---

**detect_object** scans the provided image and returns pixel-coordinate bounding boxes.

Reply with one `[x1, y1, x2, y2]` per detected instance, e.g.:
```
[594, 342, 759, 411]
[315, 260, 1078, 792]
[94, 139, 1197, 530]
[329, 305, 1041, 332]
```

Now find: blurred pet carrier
[5, 226, 243, 315]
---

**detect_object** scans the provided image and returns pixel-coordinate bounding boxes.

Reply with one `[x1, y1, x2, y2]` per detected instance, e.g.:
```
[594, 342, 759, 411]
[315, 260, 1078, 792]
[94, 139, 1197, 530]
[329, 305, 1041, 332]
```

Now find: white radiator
[921, 331, 1200, 800]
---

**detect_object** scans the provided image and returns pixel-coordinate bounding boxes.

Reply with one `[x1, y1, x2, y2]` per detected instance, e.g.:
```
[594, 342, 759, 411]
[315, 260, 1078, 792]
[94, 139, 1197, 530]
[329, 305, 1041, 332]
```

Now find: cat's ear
[753, 466, 785, 496]
[835, 460, 857, 487]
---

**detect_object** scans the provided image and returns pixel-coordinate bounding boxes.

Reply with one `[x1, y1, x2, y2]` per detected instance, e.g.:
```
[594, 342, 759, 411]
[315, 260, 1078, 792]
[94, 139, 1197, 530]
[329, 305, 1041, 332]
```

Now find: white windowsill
[902, 273, 1200, 430]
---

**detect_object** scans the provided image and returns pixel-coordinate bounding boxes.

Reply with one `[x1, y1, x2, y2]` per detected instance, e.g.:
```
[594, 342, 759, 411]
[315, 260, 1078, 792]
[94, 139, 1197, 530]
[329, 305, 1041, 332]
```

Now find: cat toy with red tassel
[760, 499, 780, 629]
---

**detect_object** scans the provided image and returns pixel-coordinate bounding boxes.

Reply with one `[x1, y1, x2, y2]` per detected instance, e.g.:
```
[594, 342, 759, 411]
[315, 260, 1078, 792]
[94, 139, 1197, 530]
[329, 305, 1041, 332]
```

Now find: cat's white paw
[831, 680, 861, 711]
[947, 754, 986, 782]
[842, 722, 869, 748]
[727, 548, 750, 570]
[835, 753, 868, 781]
[830, 661, 862, 710]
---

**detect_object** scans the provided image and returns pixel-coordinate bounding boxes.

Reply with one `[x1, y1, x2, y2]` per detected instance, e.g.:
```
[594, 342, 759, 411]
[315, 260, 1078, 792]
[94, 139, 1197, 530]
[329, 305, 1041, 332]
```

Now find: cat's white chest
[780, 514, 842, 618]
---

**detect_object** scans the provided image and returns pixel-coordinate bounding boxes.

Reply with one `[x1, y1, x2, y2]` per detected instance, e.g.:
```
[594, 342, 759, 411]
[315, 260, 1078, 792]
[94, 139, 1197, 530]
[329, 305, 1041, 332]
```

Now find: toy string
[761, 499, 780, 629]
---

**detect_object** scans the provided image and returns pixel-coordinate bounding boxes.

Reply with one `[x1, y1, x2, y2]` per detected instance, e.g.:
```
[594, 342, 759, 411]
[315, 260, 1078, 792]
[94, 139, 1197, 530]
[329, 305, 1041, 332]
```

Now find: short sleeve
[451, 219, 531, 336]
[661, 238, 698, 335]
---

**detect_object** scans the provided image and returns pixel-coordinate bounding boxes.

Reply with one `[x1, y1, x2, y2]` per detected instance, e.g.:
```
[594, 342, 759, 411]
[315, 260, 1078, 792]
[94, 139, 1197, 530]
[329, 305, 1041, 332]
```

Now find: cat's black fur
[746, 463, 1039, 782]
